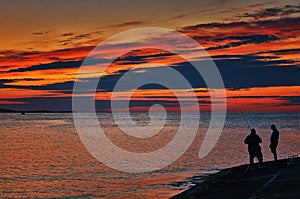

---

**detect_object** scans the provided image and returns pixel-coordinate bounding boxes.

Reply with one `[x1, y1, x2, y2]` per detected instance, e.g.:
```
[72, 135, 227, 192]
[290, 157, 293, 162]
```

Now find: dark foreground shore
[171, 156, 299, 199]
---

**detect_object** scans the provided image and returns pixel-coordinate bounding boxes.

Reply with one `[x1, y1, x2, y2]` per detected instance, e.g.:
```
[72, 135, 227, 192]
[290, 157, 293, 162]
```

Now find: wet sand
[171, 157, 300, 199]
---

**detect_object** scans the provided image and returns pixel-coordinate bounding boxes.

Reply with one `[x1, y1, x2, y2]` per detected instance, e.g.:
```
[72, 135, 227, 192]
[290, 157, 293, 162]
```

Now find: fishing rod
[217, 142, 246, 155]
[204, 97, 252, 156]
[232, 97, 252, 130]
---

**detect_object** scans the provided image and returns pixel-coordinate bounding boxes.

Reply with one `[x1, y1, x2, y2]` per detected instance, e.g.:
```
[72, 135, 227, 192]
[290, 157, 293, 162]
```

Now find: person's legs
[249, 154, 254, 165]
[257, 151, 263, 165]
[271, 147, 277, 161]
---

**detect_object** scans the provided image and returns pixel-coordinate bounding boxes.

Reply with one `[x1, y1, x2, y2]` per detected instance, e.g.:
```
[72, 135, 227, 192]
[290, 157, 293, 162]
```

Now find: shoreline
[170, 156, 299, 199]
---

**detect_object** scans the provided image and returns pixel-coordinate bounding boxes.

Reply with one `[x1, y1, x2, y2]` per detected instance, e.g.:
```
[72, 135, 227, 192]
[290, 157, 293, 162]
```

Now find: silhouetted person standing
[244, 128, 263, 165]
[269, 124, 279, 161]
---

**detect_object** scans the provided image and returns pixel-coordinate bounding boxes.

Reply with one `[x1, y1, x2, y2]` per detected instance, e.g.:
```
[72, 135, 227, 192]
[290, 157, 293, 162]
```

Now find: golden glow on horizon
[0, 88, 63, 99]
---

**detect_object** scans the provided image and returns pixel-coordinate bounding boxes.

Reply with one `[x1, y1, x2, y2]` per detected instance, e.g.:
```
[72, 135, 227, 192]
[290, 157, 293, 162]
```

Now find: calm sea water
[0, 113, 299, 198]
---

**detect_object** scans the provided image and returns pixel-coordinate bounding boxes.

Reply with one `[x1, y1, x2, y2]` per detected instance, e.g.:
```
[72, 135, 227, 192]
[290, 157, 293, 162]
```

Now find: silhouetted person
[269, 124, 279, 161]
[244, 128, 263, 165]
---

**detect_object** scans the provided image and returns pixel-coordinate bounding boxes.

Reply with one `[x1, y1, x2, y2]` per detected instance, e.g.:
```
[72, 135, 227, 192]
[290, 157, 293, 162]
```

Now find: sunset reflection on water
[0, 113, 299, 198]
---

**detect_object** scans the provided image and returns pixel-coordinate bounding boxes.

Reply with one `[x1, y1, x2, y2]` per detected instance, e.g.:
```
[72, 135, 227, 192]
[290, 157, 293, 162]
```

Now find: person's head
[251, 128, 256, 134]
[271, 124, 276, 130]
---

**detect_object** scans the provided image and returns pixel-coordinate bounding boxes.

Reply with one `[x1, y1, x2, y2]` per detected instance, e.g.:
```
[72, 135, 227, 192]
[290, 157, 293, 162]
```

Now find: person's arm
[271, 132, 278, 143]
[274, 130, 279, 144]
[269, 133, 273, 147]
[258, 135, 262, 143]
[276, 130, 279, 140]
[244, 136, 248, 144]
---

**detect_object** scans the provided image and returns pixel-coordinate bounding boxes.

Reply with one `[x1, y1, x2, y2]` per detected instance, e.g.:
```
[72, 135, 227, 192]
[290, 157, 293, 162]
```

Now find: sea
[0, 112, 299, 199]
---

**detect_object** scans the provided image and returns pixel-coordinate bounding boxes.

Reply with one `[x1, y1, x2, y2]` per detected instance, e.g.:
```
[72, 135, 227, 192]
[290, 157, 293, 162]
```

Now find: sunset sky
[0, 0, 299, 112]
